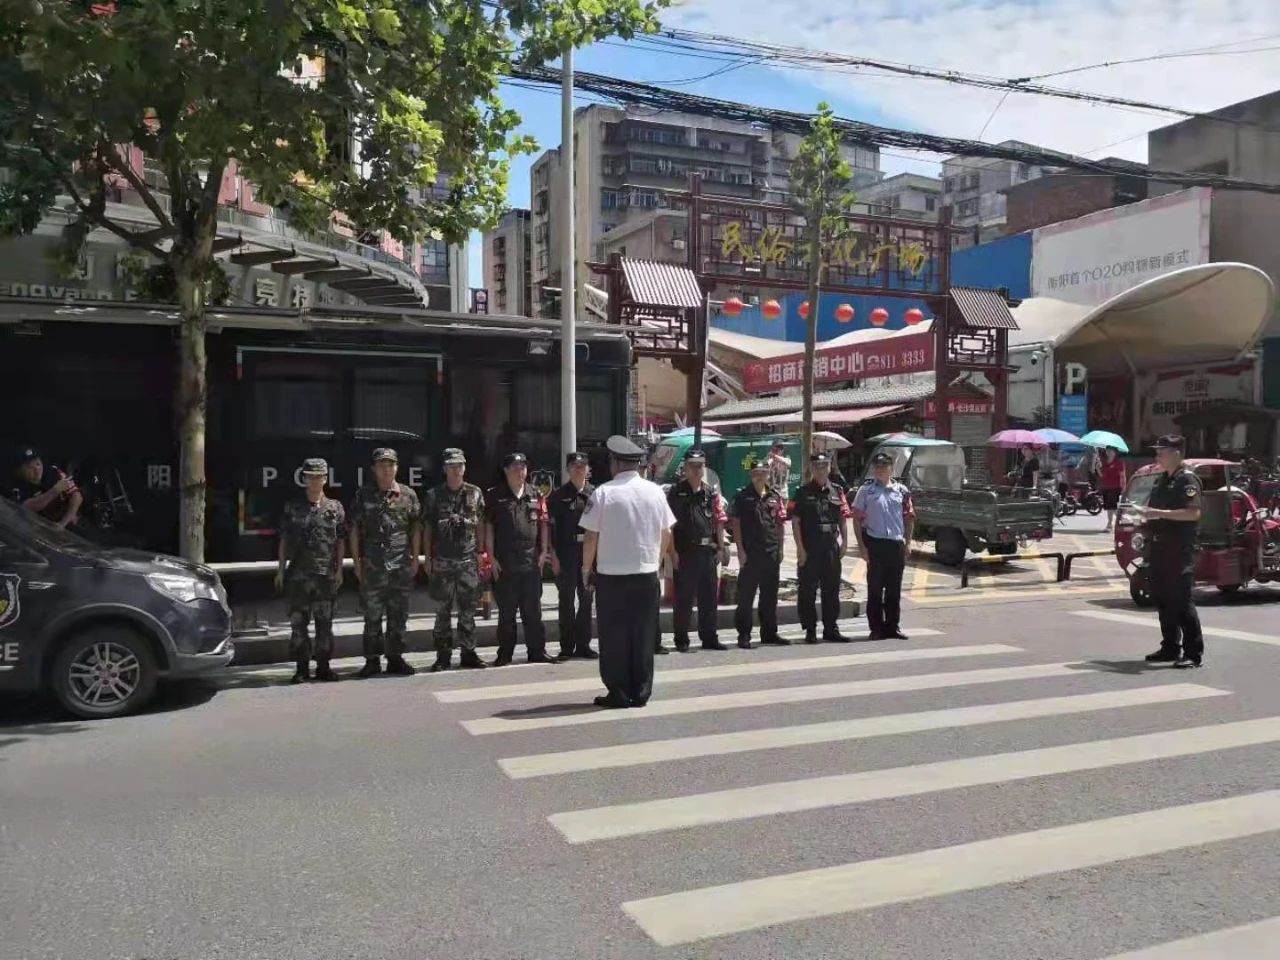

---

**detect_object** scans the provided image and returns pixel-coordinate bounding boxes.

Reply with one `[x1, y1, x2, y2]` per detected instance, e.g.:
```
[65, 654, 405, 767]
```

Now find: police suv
[0, 498, 234, 719]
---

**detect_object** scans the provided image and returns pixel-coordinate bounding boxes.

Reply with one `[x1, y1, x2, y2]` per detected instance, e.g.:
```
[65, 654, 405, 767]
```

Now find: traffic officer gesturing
[790, 452, 852, 644]
[485, 453, 556, 666]
[276, 458, 345, 683]
[730, 457, 788, 648]
[667, 450, 729, 652]
[547, 452, 597, 661]
[851, 451, 916, 641]
[349, 448, 421, 677]
[1139, 435, 1205, 668]
[421, 448, 487, 672]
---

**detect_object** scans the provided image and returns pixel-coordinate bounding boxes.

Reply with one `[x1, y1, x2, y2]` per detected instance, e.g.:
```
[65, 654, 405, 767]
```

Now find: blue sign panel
[1059, 394, 1088, 436]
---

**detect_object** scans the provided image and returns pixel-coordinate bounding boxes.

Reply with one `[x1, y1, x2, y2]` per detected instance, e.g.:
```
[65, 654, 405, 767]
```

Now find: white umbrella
[812, 431, 851, 450]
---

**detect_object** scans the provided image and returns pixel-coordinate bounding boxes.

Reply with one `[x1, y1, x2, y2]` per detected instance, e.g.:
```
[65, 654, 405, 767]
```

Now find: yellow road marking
[909, 583, 1126, 606]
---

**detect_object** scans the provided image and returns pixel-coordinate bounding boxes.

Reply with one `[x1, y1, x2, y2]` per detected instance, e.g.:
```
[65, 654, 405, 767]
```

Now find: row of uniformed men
[275, 444, 893, 683]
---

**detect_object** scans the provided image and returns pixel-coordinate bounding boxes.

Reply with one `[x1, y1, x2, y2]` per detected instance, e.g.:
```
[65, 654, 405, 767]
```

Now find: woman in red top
[1099, 446, 1127, 531]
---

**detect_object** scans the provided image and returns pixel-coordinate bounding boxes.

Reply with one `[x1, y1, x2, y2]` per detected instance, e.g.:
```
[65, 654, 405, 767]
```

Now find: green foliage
[117, 251, 232, 306]
[790, 102, 857, 277]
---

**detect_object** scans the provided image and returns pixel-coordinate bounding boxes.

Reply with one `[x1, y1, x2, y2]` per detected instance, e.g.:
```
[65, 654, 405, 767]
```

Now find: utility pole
[560, 47, 577, 477]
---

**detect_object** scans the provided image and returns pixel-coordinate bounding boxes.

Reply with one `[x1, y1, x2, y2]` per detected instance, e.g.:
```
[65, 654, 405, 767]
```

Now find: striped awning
[621, 258, 704, 309]
[950, 286, 1019, 330]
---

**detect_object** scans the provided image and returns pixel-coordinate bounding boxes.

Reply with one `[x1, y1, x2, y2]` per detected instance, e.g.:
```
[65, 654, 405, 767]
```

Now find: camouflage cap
[442, 448, 466, 465]
[301, 458, 329, 476]
[372, 447, 398, 463]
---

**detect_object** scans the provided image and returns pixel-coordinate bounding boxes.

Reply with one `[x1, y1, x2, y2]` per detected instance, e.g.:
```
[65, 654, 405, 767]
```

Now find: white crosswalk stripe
[461, 660, 1115, 735]
[622, 790, 1280, 946]
[499, 684, 1228, 779]
[1072, 610, 1280, 648]
[1100, 917, 1280, 959]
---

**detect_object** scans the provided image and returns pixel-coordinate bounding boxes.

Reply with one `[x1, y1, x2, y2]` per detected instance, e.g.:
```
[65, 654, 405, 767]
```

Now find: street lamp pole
[560, 47, 577, 477]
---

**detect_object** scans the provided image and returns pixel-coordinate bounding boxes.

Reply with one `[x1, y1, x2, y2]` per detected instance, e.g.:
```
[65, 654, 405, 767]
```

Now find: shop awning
[705, 404, 909, 429]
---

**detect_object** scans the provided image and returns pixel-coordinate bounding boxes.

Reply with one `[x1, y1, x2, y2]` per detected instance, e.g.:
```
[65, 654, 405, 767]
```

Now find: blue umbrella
[1080, 429, 1129, 453]
[664, 426, 722, 440]
[1033, 428, 1080, 445]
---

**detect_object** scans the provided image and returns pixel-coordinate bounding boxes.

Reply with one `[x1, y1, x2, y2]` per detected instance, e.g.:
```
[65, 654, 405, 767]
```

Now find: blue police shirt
[852, 479, 914, 541]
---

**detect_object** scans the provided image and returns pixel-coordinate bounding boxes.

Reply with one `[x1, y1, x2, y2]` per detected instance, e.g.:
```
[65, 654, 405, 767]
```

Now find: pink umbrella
[988, 429, 1046, 449]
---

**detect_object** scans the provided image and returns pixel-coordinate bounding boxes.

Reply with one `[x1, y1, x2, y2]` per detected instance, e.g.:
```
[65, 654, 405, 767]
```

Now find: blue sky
[468, 0, 1280, 284]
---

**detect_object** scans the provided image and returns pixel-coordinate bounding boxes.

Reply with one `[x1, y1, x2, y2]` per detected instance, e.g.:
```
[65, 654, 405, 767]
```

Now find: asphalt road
[3, 580, 1279, 960]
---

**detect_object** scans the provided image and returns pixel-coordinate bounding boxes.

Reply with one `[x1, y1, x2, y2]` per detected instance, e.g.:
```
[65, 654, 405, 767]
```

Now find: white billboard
[1031, 188, 1211, 306]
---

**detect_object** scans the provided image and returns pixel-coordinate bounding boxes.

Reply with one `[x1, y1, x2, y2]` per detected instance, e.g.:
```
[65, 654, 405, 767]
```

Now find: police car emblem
[0, 574, 20, 630]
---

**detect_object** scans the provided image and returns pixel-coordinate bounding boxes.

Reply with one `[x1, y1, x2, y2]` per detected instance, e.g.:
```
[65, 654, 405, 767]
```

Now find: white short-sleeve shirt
[578, 470, 676, 575]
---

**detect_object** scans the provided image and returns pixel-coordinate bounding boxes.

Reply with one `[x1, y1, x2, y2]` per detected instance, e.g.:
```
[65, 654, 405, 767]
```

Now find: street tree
[0, 0, 665, 560]
[789, 102, 856, 479]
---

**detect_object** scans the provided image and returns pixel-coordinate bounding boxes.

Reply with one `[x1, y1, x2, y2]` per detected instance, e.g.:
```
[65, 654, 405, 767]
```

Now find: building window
[419, 239, 450, 285]
[943, 177, 955, 192]
[958, 198, 980, 218]
[351, 366, 430, 443]
[601, 189, 620, 210]
[925, 196, 937, 212]
[250, 357, 337, 441]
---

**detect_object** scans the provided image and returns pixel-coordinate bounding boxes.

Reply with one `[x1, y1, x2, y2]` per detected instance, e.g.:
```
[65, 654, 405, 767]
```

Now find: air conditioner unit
[670, 238, 686, 251]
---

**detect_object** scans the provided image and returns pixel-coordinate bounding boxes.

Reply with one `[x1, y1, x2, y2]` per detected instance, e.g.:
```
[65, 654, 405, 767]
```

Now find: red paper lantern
[904, 307, 925, 326]
[762, 299, 782, 320]
[798, 300, 810, 319]
[870, 307, 890, 327]
[722, 296, 744, 317]
[835, 303, 855, 324]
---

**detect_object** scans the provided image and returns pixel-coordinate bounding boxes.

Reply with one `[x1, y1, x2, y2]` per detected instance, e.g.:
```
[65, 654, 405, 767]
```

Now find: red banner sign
[924, 397, 994, 417]
[743, 332, 935, 394]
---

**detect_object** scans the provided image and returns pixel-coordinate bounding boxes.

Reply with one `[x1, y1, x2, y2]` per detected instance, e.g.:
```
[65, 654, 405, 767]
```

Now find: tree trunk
[800, 212, 822, 483]
[174, 265, 208, 562]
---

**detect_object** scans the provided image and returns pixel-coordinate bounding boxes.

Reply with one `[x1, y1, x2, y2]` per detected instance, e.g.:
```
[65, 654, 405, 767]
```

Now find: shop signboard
[923, 397, 993, 417]
[1141, 362, 1253, 440]
[742, 331, 934, 393]
[1031, 188, 1211, 306]
[1058, 394, 1088, 435]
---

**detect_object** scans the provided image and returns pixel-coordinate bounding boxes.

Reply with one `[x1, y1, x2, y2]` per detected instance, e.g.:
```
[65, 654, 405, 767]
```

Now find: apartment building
[854, 172, 942, 221]
[940, 141, 1052, 241]
[529, 149, 566, 318]
[481, 209, 533, 317]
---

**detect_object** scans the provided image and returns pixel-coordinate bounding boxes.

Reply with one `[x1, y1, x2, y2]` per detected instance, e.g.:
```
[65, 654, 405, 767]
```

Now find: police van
[0, 498, 234, 719]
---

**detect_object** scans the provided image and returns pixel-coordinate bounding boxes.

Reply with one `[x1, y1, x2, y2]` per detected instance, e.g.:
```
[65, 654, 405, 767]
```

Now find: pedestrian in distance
[667, 449, 730, 652]
[1100, 446, 1127, 532]
[579, 435, 676, 709]
[485, 453, 557, 666]
[348, 448, 421, 678]
[789, 452, 852, 644]
[767, 442, 791, 494]
[8, 446, 82, 528]
[851, 451, 916, 641]
[276, 458, 346, 683]
[546, 452, 598, 661]
[730, 457, 789, 648]
[1136, 435, 1205, 669]
[421, 448, 488, 672]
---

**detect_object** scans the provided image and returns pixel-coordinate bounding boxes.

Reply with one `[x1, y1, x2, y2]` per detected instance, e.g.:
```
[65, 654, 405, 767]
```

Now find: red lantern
[798, 300, 810, 319]
[762, 299, 782, 320]
[722, 296, 744, 317]
[870, 307, 890, 327]
[904, 307, 925, 326]
[835, 303, 855, 324]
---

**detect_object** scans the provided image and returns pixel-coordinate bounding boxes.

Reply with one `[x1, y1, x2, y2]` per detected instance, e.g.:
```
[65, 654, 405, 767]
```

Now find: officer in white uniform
[579, 435, 676, 709]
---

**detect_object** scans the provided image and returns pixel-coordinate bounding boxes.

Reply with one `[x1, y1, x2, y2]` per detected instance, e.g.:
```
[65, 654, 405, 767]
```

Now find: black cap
[748, 457, 769, 472]
[566, 451, 588, 466]
[683, 449, 707, 464]
[15, 446, 39, 465]
[810, 453, 831, 466]
[443, 447, 466, 465]
[502, 452, 528, 468]
[870, 452, 894, 466]
[1153, 434, 1185, 451]
[606, 434, 645, 460]
[372, 447, 398, 463]
[301, 457, 329, 476]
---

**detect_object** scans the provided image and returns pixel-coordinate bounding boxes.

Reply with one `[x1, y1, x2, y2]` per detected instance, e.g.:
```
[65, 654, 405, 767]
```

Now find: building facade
[482, 208, 533, 317]
[854, 172, 942, 221]
[1002, 163, 1148, 235]
[940, 142, 1052, 241]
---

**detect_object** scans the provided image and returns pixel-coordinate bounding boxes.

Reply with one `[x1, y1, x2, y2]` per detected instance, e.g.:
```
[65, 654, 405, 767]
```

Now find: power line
[1023, 33, 1280, 81]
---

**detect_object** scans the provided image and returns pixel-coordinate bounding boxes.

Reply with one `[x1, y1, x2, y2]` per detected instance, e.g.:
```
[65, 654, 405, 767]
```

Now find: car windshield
[0, 496, 101, 553]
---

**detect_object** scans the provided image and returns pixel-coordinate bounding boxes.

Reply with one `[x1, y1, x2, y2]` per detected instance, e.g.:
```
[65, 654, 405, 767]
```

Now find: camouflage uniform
[350, 481, 420, 659]
[422, 480, 485, 655]
[281, 494, 346, 661]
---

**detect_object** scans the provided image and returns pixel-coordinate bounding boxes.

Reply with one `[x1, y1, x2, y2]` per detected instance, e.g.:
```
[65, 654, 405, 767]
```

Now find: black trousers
[798, 548, 842, 635]
[1150, 561, 1203, 660]
[597, 573, 659, 704]
[864, 535, 906, 635]
[555, 555, 594, 655]
[673, 548, 719, 646]
[735, 550, 780, 641]
[493, 569, 547, 659]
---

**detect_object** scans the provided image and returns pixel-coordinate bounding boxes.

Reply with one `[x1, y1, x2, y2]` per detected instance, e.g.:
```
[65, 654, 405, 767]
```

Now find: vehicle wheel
[935, 528, 967, 567]
[1128, 571, 1153, 607]
[1085, 495, 1104, 516]
[50, 626, 159, 720]
[1216, 583, 1243, 595]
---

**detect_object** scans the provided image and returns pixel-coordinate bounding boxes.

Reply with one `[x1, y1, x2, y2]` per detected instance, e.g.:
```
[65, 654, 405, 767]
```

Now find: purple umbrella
[988, 429, 1046, 449]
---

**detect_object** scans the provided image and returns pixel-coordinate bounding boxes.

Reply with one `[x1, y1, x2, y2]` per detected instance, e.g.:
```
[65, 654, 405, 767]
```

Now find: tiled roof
[951, 286, 1020, 330]
[705, 373, 937, 419]
[621, 258, 704, 309]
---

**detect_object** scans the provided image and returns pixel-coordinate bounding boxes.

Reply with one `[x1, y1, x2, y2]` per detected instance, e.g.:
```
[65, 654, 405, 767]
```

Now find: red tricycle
[1114, 459, 1280, 606]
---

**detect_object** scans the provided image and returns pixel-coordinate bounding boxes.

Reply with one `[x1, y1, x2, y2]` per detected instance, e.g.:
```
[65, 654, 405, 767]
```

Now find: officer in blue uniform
[851, 451, 916, 641]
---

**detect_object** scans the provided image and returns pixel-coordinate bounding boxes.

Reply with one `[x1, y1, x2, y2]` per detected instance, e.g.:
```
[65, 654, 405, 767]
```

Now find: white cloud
[668, 0, 1280, 175]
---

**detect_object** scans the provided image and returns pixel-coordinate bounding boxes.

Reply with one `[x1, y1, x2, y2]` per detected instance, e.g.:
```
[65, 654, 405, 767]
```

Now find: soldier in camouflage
[421, 448, 487, 672]
[348, 448, 421, 677]
[276, 458, 346, 683]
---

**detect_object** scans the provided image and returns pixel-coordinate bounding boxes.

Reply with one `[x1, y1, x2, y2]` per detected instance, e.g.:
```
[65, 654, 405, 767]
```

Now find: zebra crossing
[428, 624, 1280, 955]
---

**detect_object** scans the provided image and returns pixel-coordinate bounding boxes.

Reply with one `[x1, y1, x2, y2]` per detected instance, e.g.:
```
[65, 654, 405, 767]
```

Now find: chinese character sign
[742, 332, 934, 393]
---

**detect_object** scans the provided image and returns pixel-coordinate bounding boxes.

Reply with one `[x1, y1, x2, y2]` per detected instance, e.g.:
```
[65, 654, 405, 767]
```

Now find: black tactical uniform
[486, 453, 553, 666]
[667, 450, 728, 652]
[730, 461, 788, 647]
[1144, 437, 1204, 666]
[547, 452, 596, 660]
[789, 453, 851, 643]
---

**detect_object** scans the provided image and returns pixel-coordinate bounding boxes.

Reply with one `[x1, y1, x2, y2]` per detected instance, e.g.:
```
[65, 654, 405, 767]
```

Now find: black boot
[673, 636, 690, 653]
[1145, 648, 1180, 663]
[313, 660, 338, 682]
[385, 656, 417, 676]
[575, 646, 599, 660]
[429, 654, 452, 672]
[459, 650, 487, 670]
[357, 657, 382, 678]
[804, 630, 819, 645]
[290, 660, 310, 684]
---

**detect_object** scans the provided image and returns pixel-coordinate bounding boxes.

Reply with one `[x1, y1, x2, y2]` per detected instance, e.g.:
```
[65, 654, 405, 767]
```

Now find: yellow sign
[719, 222, 927, 276]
